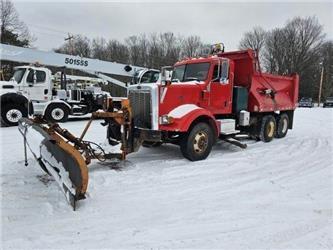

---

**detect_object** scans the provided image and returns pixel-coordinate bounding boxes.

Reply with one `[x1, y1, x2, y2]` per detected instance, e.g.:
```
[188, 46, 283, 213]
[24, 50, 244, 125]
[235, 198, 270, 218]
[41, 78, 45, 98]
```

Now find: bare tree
[182, 35, 203, 58]
[262, 16, 326, 98]
[126, 35, 141, 66]
[0, 0, 34, 46]
[147, 33, 163, 68]
[264, 16, 324, 75]
[239, 26, 266, 52]
[53, 31, 207, 70]
[105, 39, 129, 64]
[91, 37, 107, 60]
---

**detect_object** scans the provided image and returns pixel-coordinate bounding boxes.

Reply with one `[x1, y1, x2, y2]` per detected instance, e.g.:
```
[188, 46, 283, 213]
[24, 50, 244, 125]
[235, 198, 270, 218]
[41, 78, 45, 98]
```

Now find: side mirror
[161, 66, 173, 86]
[220, 60, 229, 84]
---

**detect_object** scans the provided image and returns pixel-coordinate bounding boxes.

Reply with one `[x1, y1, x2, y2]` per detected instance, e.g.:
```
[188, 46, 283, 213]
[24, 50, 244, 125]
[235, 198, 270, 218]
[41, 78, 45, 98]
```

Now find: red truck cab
[126, 49, 299, 161]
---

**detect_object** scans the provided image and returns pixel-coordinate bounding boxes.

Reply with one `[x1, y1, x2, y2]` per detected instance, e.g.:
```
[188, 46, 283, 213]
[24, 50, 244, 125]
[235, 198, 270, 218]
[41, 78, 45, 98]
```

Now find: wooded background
[1, 0, 332, 100]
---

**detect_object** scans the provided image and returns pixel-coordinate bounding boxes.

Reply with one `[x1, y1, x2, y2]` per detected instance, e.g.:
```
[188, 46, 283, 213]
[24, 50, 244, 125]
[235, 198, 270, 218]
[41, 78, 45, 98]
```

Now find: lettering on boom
[65, 58, 89, 67]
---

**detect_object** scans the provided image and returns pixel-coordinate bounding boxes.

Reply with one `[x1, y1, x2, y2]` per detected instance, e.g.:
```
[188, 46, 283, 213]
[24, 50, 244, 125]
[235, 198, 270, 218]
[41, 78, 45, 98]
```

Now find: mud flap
[18, 118, 88, 210]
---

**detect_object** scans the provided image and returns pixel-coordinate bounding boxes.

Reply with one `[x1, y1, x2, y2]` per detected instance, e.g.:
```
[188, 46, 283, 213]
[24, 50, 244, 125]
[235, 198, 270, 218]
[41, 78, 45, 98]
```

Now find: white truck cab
[0, 66, 53, 126]
[0, 65, 107, 126]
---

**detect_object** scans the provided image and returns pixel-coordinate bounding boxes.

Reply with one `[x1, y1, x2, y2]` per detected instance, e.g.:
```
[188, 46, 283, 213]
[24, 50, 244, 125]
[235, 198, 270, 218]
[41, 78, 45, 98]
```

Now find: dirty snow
[1, 108, 332, 249]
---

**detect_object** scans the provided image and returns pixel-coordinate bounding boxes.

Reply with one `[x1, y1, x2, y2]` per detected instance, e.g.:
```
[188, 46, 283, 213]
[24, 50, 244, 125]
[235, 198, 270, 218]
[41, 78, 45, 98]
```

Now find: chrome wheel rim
[6, 109, 22, 123]
[267, 121, 275, 137]
[193, 131, 208, 153]
[51, 108, 65, 121]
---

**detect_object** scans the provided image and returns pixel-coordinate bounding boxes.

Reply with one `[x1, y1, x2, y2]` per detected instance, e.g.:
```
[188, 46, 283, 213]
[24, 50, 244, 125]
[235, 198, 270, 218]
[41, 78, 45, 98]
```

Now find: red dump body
[220, 50, 299, 112]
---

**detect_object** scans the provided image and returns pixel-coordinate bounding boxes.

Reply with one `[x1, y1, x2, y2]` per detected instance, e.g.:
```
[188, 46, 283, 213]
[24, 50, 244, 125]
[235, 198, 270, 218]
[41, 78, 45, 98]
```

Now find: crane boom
[0, 43, 146, 79]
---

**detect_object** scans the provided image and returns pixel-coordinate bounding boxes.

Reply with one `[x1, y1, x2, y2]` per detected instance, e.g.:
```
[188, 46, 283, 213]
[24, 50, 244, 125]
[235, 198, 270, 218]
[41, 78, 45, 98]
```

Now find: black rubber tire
[142, 141, 163, 148]
[44, 103, 69, 123]
[259, 115, 276, 142]
[275, 113, 289, 138]
[180, 122, 214, 161]
[1, 104, 28, 126]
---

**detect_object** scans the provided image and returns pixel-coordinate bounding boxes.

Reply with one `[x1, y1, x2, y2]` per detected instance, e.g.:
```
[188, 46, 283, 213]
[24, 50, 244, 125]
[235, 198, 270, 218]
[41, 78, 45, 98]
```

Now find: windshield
[301, 97, 312, 101]
[12, 68, 26, 83]
[172, 63, 210, 82]
[326, 97, 333, 101]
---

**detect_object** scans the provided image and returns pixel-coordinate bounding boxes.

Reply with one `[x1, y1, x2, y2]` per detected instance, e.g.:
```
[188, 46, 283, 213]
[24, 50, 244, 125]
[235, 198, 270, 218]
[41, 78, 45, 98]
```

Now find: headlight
[159, 115, 174, 125]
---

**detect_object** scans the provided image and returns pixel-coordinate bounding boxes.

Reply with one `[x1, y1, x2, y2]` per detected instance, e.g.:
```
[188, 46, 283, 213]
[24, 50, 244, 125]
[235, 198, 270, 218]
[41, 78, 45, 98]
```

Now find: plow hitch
[18, 99, 133, 210]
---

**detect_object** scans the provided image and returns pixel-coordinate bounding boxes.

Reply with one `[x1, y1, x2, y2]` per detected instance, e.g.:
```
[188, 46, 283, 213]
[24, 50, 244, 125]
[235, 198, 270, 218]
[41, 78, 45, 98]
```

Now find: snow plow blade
[18, 118, 88, 210]
[17, 99, 133, 209]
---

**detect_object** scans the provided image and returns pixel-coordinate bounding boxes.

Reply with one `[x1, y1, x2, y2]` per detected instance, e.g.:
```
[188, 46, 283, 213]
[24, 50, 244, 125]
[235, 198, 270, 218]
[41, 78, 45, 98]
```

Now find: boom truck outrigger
[18, 46, 299, 209]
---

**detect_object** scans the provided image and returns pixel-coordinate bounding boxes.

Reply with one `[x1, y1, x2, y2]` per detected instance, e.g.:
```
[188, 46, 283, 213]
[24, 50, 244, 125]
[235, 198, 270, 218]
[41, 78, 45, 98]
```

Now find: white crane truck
[0, 44, 159, 126]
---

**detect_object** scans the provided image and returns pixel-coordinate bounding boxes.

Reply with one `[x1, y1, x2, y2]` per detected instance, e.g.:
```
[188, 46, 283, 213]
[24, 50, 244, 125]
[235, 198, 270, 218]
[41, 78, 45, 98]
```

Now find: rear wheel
[275, 113, 289, 138]
[45, 104, 69, 123]
[1, 104, 27, 126]
[180, 122, 214, 161]
[259, 115, 276, 142]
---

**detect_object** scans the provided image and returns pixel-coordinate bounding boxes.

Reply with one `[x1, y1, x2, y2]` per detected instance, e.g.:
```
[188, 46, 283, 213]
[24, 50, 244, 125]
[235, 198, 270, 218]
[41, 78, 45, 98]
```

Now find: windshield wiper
[184, 77, 200, 82]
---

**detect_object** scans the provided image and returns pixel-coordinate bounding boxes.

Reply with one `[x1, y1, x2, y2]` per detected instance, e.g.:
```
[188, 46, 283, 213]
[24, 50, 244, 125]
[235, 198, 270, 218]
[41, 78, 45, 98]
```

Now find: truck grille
[128, 90, 152, 129]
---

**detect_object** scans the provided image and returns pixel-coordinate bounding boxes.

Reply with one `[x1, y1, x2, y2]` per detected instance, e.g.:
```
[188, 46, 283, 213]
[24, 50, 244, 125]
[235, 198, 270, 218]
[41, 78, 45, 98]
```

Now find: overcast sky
[13, 1, 333, 52]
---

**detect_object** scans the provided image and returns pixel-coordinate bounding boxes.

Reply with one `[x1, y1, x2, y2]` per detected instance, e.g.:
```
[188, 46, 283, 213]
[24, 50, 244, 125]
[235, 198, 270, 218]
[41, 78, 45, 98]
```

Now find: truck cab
[125, 49, 298, 161]
[11, 66, 53, 100]
[0, 66, 53, 126]
[160, 57, 232, 117]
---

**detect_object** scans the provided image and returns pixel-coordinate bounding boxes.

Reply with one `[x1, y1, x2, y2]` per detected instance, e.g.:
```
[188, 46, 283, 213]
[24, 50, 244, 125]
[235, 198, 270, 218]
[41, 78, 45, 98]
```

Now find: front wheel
[45, 104, 69, 123]
[1, 104, 27, 126]
[180, 122, 214, 161]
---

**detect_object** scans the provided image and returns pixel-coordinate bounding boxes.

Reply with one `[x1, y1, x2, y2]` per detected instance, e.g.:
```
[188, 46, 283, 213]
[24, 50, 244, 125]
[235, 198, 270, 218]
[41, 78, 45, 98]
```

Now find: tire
[258, 115, 276, 142]
[1, 104, 27, 126]
[275, 113, 289, 138]
[44, 104, 69, 123]
[180, 122, 214, 161]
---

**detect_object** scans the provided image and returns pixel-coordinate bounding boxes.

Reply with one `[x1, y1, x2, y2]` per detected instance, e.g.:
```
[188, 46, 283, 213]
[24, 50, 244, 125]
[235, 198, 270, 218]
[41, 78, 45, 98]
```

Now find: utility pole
[65, 33, 74, 75]
[318, 62, 324, 107]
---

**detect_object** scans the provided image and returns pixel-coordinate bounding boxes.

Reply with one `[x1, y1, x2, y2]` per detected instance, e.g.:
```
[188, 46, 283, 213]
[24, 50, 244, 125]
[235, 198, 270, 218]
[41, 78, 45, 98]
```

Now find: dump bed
[220, 50, 299, 113]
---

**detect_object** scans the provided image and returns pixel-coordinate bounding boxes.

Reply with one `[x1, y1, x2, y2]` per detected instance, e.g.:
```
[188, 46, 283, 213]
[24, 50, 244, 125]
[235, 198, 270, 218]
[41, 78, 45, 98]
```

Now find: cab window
[12, 68, 26, 83]
[27, 70, 46, 83]
[140, 71, 159, 83]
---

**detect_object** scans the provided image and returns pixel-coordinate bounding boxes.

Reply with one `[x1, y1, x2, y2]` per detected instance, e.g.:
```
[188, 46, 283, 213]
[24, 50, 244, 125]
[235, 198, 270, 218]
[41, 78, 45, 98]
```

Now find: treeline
[55, 33, 210, 69]
[0, 0, 34, 47]
[239, 16, 333, 99]
[1, 0, 332, 100]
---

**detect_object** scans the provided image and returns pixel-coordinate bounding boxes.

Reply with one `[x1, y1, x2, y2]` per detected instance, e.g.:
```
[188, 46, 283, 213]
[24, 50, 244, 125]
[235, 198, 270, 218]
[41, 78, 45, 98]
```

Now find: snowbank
[1, 108, 332, 249]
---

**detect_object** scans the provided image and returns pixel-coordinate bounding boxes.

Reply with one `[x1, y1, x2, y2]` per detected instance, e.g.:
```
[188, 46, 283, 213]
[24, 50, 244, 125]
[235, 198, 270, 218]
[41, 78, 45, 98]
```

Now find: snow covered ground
[1, 108, 332, 249]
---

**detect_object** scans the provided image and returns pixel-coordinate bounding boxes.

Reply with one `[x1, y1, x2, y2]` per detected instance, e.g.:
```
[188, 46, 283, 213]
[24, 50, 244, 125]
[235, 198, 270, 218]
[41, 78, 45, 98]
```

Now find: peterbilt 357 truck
[19, 48, 299, 208]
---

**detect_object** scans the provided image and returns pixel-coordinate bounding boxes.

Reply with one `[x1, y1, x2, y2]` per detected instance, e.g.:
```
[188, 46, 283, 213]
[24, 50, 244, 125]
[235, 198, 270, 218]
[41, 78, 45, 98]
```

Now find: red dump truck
[19, 48, 299, 208]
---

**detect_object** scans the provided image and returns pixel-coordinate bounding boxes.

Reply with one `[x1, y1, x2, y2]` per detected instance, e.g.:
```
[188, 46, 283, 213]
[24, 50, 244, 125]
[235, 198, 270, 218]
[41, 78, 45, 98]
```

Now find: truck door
[209, 59, 233, 114]
[24, 69, 50, 101]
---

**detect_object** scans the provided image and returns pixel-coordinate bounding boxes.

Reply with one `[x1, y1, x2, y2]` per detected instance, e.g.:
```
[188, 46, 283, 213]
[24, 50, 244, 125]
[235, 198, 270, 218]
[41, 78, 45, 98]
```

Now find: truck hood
[0, 80, 17, 86]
